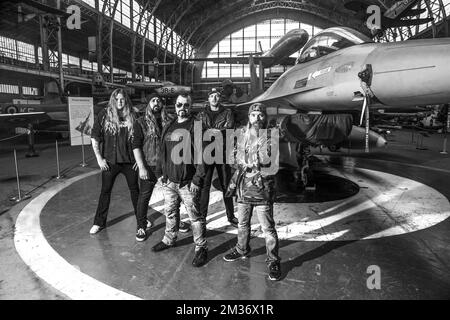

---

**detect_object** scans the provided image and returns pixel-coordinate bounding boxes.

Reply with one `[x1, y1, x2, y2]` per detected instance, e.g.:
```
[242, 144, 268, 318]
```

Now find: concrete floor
[1, 129, 450, 299]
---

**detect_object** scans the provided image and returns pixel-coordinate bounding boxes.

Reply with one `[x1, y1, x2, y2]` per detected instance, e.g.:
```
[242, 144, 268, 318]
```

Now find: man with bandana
[223, 103, 282, 281]
[152, 94, 208, 268]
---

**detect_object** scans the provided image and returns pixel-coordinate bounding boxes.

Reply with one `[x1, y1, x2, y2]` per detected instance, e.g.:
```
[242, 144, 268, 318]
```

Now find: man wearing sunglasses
[152, 94, 208, 268]
[196, 88, 238, 227]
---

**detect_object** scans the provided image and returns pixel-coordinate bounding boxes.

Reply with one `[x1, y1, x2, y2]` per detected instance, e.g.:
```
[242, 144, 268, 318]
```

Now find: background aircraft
[127, 80, 192, 100]
[186, 29, 309, 98]
[186, 29, 308, 68]
[0, 72, 193, 134]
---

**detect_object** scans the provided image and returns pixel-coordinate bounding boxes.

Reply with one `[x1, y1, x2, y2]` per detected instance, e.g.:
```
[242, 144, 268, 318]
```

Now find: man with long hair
[223, 103, 282, 281]
[152, 94, 208, 268]
[132, 94, 169, 241]
[89, 88, 147, 234]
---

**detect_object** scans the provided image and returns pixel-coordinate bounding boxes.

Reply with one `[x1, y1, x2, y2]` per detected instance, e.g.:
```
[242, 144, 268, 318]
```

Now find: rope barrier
[34, 130, 70, 133]
[17, 154, 96, 198]
[0, 133, 27, 142]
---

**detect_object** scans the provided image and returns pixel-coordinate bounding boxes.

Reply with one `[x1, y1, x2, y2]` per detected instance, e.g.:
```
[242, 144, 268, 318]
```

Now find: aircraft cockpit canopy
[296, 27, 372, 64]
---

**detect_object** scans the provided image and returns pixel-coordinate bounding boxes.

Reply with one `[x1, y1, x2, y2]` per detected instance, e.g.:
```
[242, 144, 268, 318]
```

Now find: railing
[1, 129, 95, 204]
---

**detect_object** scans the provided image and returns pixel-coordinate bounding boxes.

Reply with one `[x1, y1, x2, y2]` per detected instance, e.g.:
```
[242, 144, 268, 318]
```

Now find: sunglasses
[176, 102, 190, 108]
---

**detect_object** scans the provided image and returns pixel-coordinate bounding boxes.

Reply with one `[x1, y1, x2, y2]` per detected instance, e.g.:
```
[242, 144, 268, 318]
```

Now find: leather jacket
[155, 115, 205, 188]
[196, 103, 235, 130]
[132, 109, 170, 167]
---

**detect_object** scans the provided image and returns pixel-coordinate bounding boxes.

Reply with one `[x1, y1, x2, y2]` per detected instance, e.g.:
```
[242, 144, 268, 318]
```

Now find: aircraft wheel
[4, 105, 18, 114]
[304, 169, 316, 193]
[328, 144, 341, 152]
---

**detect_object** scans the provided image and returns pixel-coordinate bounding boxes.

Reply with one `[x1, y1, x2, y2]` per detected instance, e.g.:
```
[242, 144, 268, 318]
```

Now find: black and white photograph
[0, 0, 450, 305]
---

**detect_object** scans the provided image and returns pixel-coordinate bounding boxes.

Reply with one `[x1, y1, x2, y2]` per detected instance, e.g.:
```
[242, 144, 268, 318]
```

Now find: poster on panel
[68, 97, 94, 146]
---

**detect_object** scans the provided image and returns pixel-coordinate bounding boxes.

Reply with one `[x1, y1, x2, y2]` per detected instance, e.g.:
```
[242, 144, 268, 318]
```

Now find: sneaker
[135, 228, 146, 242]
[268, 261, 282, 281]
[223, 248, 249, 262]
[227, 217, 238, 228]
[179, 220, 191, 233]
[152, 241, 176, 252]
[192, 247, 208, 267]
[89, 225, 102, 234]
[146, 219, 152, 229]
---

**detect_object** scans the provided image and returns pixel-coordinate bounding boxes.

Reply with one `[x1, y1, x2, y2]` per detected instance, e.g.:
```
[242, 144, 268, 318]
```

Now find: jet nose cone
[376, 136, 387, 148]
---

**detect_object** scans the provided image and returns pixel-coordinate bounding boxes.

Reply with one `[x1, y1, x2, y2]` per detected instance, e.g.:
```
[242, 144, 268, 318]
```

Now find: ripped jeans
[162, 180, 207, 250]
[235, 203, 280, 263]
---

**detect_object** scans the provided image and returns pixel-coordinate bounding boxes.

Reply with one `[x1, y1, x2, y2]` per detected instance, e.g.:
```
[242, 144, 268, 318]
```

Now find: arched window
[201, 18, 322, 79]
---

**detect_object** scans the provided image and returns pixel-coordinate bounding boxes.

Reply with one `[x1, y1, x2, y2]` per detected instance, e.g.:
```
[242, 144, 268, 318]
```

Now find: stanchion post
[10, 149, 31, 203]
[55, 140, 62, 179]
[81, 132, 87, 167]
[14, 149, 21, 200]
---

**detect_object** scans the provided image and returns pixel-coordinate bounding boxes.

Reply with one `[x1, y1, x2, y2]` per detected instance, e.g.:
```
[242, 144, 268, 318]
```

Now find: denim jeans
[136, 178, 156, 230]
[94, 163, 139, 227]
[162, 180, 207, 250]
[235, 203, 280, 263]
[199, 163, 235, 219]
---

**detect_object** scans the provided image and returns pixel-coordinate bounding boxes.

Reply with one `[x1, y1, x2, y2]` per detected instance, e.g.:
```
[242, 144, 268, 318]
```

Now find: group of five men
[89, 88, 281, 281]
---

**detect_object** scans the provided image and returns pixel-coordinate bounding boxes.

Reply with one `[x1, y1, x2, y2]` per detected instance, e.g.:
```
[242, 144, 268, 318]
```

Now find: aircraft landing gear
[295, 144, 316, 192]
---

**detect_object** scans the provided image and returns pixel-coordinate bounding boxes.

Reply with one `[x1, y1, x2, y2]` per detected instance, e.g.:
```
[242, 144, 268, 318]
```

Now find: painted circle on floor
[148, 167, 450, 241]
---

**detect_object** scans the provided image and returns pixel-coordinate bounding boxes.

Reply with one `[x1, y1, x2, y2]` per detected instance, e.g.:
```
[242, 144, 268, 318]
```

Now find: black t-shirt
[116, 113, 132, 164]
[164, 119, 192, 183]
[209, 108, 221, 124]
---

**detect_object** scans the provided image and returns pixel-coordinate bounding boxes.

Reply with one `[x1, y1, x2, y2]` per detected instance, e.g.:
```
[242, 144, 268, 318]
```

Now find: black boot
[192, 247, 208, 267]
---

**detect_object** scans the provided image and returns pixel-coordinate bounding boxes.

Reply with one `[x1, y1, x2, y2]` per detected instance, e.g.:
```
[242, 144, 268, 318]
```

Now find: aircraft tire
[328, 144, 341, 152]
[4, 105, 18, 114]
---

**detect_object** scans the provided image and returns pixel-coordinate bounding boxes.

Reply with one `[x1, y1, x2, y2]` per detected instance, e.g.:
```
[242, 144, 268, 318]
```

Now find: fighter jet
[245, 26, 450, 113]
[240, 26, 450, 189]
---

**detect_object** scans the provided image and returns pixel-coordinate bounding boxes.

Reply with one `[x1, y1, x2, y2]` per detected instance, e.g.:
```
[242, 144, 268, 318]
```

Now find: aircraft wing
[185, 56, 277, 65]
[0, 112, 51, 129]
[398, 8, 427, 18]
[383, 0, 421, 19]
[126, 81, 164, 89]
[384, 17, 433, 27]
